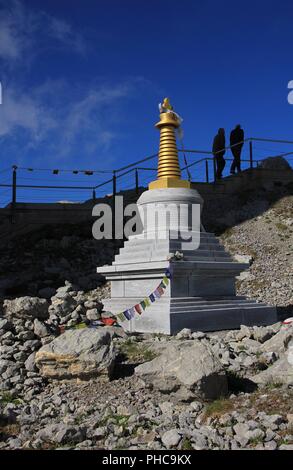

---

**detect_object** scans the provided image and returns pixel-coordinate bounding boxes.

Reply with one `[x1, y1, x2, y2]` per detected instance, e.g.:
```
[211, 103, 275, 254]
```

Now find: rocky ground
[1, 320, 293, 450]
[220, 194, 293, 309]
[0, 178, 292, 451]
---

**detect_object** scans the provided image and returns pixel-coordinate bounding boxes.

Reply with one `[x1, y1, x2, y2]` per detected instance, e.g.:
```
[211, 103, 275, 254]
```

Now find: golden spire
[149, 98, 190, 190]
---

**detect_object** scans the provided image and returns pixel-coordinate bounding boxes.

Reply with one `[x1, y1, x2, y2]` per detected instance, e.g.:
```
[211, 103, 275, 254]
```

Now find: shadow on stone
[227, 371, 258, 394]
[112, 350, 139, 379]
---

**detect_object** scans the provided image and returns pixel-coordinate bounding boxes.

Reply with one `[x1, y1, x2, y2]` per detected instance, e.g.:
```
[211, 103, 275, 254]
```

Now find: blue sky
[0, 0, 293, 203]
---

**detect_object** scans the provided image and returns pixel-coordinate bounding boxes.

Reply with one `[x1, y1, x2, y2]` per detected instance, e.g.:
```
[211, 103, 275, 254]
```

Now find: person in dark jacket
[212, 128, 226, 180]
[230, 124, 244, 174]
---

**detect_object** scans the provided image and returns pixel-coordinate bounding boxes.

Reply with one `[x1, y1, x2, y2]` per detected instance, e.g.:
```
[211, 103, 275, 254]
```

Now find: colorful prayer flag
[165, 268, 171, 278]
[163, 276, 169, 285]
[140, 300, 146, 310]
[124, 310, 132, 320]
[135, 304, 142, 314]
[149, 293, 156, 303]
[144, 298, 151, 307]
[117, 312, 126, 322]
[154, 289, 161, 298]
[130, 307, 136, 316]
[158, 286, 165, 295]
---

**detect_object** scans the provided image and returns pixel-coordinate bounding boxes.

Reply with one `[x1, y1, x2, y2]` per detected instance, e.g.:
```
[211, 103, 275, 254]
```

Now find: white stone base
[102, 296, 277, 335]
[97, 188, 277, 334]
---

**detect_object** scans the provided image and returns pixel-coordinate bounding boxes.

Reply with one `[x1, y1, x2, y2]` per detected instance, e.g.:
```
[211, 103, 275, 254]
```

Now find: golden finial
[149, 98, 190, 190]
[162, 97, 173, 110]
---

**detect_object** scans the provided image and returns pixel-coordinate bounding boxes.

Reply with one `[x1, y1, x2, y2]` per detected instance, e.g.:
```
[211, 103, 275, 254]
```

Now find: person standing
[212, 128, 226, 180]
[230, 124, 244, 174]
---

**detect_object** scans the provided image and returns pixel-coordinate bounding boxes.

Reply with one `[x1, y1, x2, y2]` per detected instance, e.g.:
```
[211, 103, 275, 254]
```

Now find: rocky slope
[0, 180, 292, 451]
[1, 322, 293, 450]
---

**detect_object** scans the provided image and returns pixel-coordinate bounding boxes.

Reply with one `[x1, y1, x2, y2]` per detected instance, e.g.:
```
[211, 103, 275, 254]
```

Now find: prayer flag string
[116, 268, 171, 323]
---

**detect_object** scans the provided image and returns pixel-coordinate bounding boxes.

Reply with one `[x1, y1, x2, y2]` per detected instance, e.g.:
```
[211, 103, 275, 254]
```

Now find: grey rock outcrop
[35, 328, 116, 380]
[259, 156, 292, 170]
[135, 340, 228, 400]
[3, 297, 49, 320]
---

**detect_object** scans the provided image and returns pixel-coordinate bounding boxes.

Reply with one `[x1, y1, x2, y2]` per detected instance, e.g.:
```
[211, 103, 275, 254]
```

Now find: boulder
[3, 297, 49, 320]
[24, 352, 36, 372]
[37, 423, 85, 444]
[252, 326, 274, 343]
[251, 356, 293, 386]
[234, 254, 253, 265]
[161, 429, 181, 448]
[260, 324, 293, 354]
[35, 328, 116, 380]
[33, 319, 51, 338]
[259, 156, 291, 170]
[251, 331, 293, 385]
[135, 340, 228, 400]
[176, 328, 192, 340]
[0, 319, 13, 331]
[86, 309, 101, 321]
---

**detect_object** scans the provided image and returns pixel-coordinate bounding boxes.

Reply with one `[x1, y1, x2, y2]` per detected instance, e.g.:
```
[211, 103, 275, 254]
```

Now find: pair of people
[212, 125, 244, 179]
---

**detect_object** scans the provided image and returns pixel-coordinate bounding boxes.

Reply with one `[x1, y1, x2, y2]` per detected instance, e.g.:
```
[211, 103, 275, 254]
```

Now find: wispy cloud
[0, 0, 86, 65]
[0, 78, 146, 162]
[0, 1, 154, 167]
[0, 85, 56, 140]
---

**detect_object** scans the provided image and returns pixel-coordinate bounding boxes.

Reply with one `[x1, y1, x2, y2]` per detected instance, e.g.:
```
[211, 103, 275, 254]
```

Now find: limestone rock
[234, 254, 253, 264]
[251, 331, 293, 385]
[135, 340, 228, 400]
[176, 328, 192, 340]
[0, 319, 13, 331]
[86, 309, 101, 321]
[37, 423, 85, 444]
[24, 352, 36, 372]
[250, 355, 293, 386]
[3, 297, 49, 320]
[33, 319, 50, 338]
[161, 429, 181, 448]
[261, 324, 293, 354]
[35, 328, 116, 380]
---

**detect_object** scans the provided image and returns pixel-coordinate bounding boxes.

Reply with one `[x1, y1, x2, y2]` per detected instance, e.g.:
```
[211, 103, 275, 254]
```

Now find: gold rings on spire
[149, 100, 190, 190]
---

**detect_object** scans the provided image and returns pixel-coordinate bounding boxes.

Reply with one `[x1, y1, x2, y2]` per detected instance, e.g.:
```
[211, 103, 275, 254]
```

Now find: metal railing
[0, 137, 292, 216]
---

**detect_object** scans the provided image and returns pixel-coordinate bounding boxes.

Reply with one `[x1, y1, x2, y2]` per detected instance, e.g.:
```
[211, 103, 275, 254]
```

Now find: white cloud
[47, 17, 86, 54]
[0, 85, 56, 140]
[0, 78, 139, 160]
[0, 0, 86, 65]
[0, 1, 153, 164]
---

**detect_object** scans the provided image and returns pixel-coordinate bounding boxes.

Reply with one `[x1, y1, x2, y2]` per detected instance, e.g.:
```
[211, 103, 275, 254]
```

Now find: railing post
[11, 165, 17, 223]
[12, 165, 17, 205]
[205, 160, 209, 183]
[92, 189, 96, 201]
[112, 171, 116, 239]
[112, 170, 117, 197]
[213, 158, 216, 182]
[135, 168, 139, 195]
[249, 141, 253, 169]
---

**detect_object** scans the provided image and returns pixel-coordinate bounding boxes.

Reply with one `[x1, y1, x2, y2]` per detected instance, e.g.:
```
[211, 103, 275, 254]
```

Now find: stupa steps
[116, 250, 229, 258]
[113, 257, 232, 265]
[119, 246, 228, 257]
[127, 233, 221, 246]
[170, 302, 262, 313]
[104, 299, 270, 315]
[163, 295, 250, 302]
[107, 301, 260, 312]
[107, 295, 250, 303]
[123, 242, 227, 251]
[114, 253, 233, 263]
